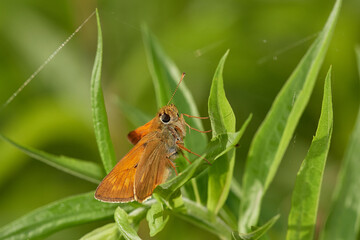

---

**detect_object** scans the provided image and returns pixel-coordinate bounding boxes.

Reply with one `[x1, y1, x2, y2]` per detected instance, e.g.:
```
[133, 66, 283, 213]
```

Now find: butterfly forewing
[95, 136, 148, 202]
[134, 133, 170, 202]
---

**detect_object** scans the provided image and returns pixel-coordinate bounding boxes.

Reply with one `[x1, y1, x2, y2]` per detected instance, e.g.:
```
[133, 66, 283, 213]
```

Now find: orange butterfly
[95, 73, 209, 203]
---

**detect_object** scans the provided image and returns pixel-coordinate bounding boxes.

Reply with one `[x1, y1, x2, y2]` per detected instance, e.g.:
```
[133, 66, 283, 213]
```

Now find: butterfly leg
[166, 150, 179, 175]
[183, 121, 212, 133]
[180, 151, 192, 164]
[167, 158, 178, 176]
[182, 113, 209, 119]
[181, 114, 212, 133]
[176, 141, 211, 165]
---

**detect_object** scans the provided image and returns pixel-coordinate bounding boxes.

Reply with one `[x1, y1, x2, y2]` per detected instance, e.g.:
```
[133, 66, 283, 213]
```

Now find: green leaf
[0, 133, 105, 183]
[127, 207, 149, 229]
[0, 101, 94, 187]
[208, 50, 235, 137]
[208, 145, 238, 215]
[91, 9, 117, 173]
[0, 191, 130, 240]
[80, 223, 120, 240]
[238, 0, 341, 232]
[174, 198, 233, 239]
[320, 47, 360, 240]
[146, 201, 170, 237]
[155, 117, 250, 202]
[207, 50, 238, 214]
[233, 215, 280, 240]
[114, 207, 141, 240]
[286, 67, 333, 240]
[153, 188, 186, 212]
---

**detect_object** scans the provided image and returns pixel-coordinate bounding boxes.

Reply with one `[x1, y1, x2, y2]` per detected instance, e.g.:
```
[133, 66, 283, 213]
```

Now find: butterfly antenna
[167, 72, 185, 105]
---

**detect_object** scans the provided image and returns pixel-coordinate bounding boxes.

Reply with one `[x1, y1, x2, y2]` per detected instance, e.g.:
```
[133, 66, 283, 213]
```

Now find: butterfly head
[158, 104, 186, 137]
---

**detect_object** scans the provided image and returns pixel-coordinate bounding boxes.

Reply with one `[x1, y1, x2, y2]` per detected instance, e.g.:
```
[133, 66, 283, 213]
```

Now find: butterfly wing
[95, 134, 153, 202]
[127, 118, 156, 145]
[134, 135, 171, 202]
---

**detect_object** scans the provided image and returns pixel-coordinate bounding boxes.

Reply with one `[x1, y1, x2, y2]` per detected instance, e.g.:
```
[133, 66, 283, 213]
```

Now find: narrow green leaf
[0, 101, 94, 187]
[207, 50, 238, 214]
[146, 201, 170, 236]
[239, 0, 341, 232]
[233, 215, 280, 240]
[80, 223, 120, 240]
[154, 188, 186, 212]
[155, 116, 250, 202]
[208, 50, 235, 137]
[0, 133, 104, 183]
[0, 191, 131, 240]
[286, 67, 333, 240]
[81, 207, 148, 240]
[208, 146, 237, 215]
[320, 47, 360, 240]
[173, 198, 233, 240]
[91, 9, 117, 173]
[114, 207, 141, 240]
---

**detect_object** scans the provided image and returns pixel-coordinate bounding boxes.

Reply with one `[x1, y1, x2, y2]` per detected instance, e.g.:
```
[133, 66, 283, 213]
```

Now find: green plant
[1, 0, 360, 239]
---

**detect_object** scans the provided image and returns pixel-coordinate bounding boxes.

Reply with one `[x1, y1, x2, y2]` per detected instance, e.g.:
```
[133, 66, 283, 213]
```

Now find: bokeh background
[0, 0, 359, 239]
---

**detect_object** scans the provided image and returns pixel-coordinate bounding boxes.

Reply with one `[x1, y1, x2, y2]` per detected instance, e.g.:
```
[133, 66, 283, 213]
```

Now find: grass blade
[207, 50, 238, 214]
[0, 133, 105, 183]
[0, 191, 132, 240]
[239, 0, 341, 231]
[233, 215, 280, 240]
[320, 47, 360, 240]
[114, 207, 141, 240]
[91, 9, 117, 173]
[286, 67, 333, 240]
[80, 223, 120, 240]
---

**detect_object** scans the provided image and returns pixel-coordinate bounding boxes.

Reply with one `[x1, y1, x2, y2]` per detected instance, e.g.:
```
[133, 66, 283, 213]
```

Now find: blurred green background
[0, 0, 359, 239]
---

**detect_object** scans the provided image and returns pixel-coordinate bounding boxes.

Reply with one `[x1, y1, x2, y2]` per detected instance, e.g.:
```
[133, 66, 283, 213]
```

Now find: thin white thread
[257, 32, 319, 65]
[0, 10, 96, 112]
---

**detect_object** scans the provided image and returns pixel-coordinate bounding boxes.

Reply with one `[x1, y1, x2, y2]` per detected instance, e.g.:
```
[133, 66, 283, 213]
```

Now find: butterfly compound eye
[161, 113, 171, 123]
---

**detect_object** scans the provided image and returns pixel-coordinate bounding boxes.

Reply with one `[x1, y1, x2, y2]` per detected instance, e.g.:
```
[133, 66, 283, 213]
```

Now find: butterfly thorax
[154, 104, 186, 155]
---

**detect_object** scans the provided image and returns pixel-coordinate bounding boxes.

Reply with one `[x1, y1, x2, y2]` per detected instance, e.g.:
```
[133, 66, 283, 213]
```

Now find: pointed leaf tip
[91, 10, 117, 173]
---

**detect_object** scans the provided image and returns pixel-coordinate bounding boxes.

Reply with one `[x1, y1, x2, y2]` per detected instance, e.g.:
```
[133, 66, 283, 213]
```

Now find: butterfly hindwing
[127, 118, 156, 145]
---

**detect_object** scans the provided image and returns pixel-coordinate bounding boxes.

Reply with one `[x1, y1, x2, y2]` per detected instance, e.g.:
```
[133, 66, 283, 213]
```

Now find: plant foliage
[1, 1, 355, 239]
